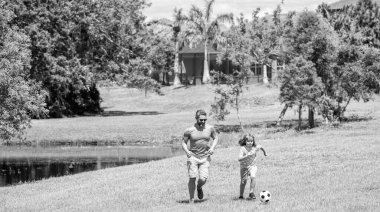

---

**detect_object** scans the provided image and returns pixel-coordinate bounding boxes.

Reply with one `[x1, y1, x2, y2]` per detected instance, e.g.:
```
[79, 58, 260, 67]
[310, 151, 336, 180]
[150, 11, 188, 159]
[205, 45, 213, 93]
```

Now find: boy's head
[238, 133, 256, 146]
[195, 109, 207, 127]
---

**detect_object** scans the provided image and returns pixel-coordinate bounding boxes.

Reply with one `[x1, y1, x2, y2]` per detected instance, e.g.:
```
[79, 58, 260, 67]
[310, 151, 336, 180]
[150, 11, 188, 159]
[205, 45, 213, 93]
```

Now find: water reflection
[0, 146, 183, 187]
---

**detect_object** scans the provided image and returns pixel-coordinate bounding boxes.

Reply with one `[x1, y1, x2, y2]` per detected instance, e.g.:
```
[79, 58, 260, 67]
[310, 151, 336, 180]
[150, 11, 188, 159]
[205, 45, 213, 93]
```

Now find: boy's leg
[249, 177, 256, 196]
[240, 168, 248, 197]
[248, 166, 258, 197]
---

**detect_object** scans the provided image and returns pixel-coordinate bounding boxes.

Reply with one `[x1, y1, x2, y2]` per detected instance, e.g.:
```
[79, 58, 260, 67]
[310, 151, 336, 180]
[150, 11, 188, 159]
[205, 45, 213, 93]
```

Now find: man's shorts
[187, 156, 211, 179]
[240, 165, 257, 181]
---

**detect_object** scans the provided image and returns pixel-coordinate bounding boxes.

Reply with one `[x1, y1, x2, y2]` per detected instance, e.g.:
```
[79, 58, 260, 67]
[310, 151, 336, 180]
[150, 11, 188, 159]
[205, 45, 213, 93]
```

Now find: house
[177, 43, 283, 85]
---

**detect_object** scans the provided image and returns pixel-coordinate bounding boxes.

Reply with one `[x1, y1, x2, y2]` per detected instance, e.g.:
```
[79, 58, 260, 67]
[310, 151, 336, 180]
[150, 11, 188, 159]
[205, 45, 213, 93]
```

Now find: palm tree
[148, 8, 188, 86]
[172, 8, 187, 86]
[187, 0, 233, 83]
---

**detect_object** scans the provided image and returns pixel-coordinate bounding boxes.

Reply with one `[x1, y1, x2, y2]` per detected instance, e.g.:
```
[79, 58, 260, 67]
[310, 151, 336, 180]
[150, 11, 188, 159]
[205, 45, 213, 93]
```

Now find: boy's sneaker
[238, 196, 244, 200]
[248, 193, 256, 200]
[197, 187, 204, 200]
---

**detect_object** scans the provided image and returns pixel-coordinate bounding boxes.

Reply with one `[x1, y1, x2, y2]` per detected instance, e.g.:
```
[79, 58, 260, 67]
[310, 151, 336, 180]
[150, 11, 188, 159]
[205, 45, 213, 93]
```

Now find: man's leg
[188, 177, 196, 202]
[197, 178, 206, 200]
[187, 158, 198, 203]
[197, 159, 210, 199]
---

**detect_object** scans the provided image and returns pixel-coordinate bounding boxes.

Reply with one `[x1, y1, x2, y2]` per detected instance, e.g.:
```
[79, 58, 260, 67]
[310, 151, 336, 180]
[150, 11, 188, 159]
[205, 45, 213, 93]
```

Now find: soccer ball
[259, 190, 271, 203]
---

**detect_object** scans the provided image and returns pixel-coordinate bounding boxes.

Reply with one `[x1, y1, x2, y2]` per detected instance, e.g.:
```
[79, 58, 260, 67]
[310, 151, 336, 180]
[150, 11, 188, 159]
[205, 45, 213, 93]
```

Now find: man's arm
[207, 127, 218, 155]
[182, 136, 193, 158]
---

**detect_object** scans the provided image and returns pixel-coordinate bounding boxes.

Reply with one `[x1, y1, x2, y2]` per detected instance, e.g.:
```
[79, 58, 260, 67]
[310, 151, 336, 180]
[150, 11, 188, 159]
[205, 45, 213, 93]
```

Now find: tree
[324, 0, 380, 48]
[0, 1, 47, 142]
[6, 0, 153, 117]
[210, 15, 254, 129]
[279, 57, 324, 129]
[148, 8, 189, 86]
[321, 44, 380, 122]
[172, 8, 188, 86]
[246, 5, 286, 84]
[210, 6, 286, 129]
[281, 11, 339, 128]
[187, 0, 233, 83]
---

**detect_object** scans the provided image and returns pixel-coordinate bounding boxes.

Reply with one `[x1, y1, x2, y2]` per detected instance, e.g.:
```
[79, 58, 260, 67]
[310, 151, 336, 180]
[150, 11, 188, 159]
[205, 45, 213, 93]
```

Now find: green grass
[2, 84, 380, 211]
[24, 84, 281, 145]
[1, 107, 379, 211]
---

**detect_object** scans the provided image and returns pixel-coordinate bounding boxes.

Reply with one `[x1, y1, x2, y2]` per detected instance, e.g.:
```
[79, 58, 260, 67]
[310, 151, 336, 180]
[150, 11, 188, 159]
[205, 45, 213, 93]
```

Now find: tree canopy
[1, 1, 46, 141]
[4, 0, 157, 118]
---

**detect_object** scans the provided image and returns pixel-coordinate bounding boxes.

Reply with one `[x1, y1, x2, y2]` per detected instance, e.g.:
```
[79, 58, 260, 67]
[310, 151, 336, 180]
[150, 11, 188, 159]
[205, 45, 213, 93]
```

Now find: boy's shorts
[187, 156, 211, 179]
[240, 165, 257, 181]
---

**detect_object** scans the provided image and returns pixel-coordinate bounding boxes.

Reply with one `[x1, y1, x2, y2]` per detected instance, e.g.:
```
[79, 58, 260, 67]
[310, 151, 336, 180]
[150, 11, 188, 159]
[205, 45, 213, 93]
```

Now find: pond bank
[1, 115, 380, 211]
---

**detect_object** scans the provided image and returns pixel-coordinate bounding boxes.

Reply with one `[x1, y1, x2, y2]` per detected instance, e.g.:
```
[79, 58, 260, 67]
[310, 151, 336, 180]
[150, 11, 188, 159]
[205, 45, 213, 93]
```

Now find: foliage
[322, 0, 380, 48]
[0, 2, 47, 142]
[210, 70, 248, 129]
[209, 14, 254, 128]
[186, 0, 233, 83]
[316, 1, 380, 121]
[210, 5, 286, 128]
[280, 11, 339, 127]
[5, 0, 153, 117]
[324, 44, 380, 121]
[280, 9, 380, 126]
[246, 7, 283, 65]
[279, 57, 324, 128]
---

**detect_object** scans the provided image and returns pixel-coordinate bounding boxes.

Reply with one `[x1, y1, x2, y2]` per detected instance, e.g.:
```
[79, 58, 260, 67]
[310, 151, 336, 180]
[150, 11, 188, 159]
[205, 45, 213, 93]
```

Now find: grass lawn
[23, 84, 280, 145]
[1, 84, 380, 211]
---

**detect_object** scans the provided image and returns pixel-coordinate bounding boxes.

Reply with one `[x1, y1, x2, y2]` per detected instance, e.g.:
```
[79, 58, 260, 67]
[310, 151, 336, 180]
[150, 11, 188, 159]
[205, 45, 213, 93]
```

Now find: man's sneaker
[197, 187, 204, 200]
[189, 199, 194, 204]
[238, 196, 244, 200]
[248, 193, 256, 200]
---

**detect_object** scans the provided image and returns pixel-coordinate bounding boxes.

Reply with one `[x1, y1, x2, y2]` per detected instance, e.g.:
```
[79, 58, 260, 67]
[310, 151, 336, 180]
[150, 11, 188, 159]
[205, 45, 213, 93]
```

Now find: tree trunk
[263, 64, 269, 84]
[202, 41, 210, 83]
[298, 105, 302, 130]
[271, 60, 278, 84]
[276, 104, 289, 126]
[173, 41, 181, 86]
[308, 107, 315, 128]
[235, 92, 243, 131]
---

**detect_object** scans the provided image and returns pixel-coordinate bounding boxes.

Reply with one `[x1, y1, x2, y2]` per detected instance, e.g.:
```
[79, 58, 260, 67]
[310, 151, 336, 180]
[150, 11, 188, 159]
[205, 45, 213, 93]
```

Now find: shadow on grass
[172, 85, 191, 90]
[177, 198, 208, 204]
[100, 111, 164, 117]
[343, 115, 373, 123]
[215, 119, 327, 133]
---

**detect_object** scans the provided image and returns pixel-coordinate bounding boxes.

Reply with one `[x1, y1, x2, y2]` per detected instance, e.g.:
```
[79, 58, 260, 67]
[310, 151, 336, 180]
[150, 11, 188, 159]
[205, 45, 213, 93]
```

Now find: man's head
[195, 109, 207, 127]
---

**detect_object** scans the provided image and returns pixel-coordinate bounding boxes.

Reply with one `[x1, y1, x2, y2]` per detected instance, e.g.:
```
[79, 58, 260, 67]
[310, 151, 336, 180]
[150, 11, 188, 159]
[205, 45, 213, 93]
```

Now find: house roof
[329, 0, 380, 9]
[179, 43, 221, 54]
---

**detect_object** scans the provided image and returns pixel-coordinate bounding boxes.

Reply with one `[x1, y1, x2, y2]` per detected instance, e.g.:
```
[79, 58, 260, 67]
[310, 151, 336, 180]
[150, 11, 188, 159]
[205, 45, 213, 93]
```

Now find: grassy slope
[24, 84, 280, 144]
[1, 112, 379, 211]
[2, 84, 380, 211]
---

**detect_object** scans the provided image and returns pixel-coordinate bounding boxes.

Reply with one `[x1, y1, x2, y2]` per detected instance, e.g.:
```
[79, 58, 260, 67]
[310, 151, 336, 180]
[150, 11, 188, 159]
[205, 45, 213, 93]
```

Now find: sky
[143, 0, 339, 21]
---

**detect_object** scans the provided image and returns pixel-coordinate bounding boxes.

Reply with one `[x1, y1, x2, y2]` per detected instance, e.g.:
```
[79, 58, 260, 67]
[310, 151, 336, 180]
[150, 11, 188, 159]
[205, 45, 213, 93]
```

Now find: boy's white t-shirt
[239, 145, 262, 168]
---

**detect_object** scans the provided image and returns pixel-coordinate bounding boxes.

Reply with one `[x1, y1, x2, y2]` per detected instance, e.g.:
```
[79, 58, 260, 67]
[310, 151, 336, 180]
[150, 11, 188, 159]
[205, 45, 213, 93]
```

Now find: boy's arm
[238, 148, 252, 161]
[260, 146, 267, 156]
[238, 148, 245, 161]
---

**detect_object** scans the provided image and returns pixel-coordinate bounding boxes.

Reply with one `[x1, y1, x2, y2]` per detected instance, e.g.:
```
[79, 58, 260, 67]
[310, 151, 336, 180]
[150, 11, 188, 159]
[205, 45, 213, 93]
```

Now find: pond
[0, 145, 184, 187]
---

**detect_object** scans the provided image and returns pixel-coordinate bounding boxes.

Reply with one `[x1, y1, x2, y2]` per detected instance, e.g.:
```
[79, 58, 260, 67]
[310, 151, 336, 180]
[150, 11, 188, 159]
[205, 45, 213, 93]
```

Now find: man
[182, 109, 218, 203]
